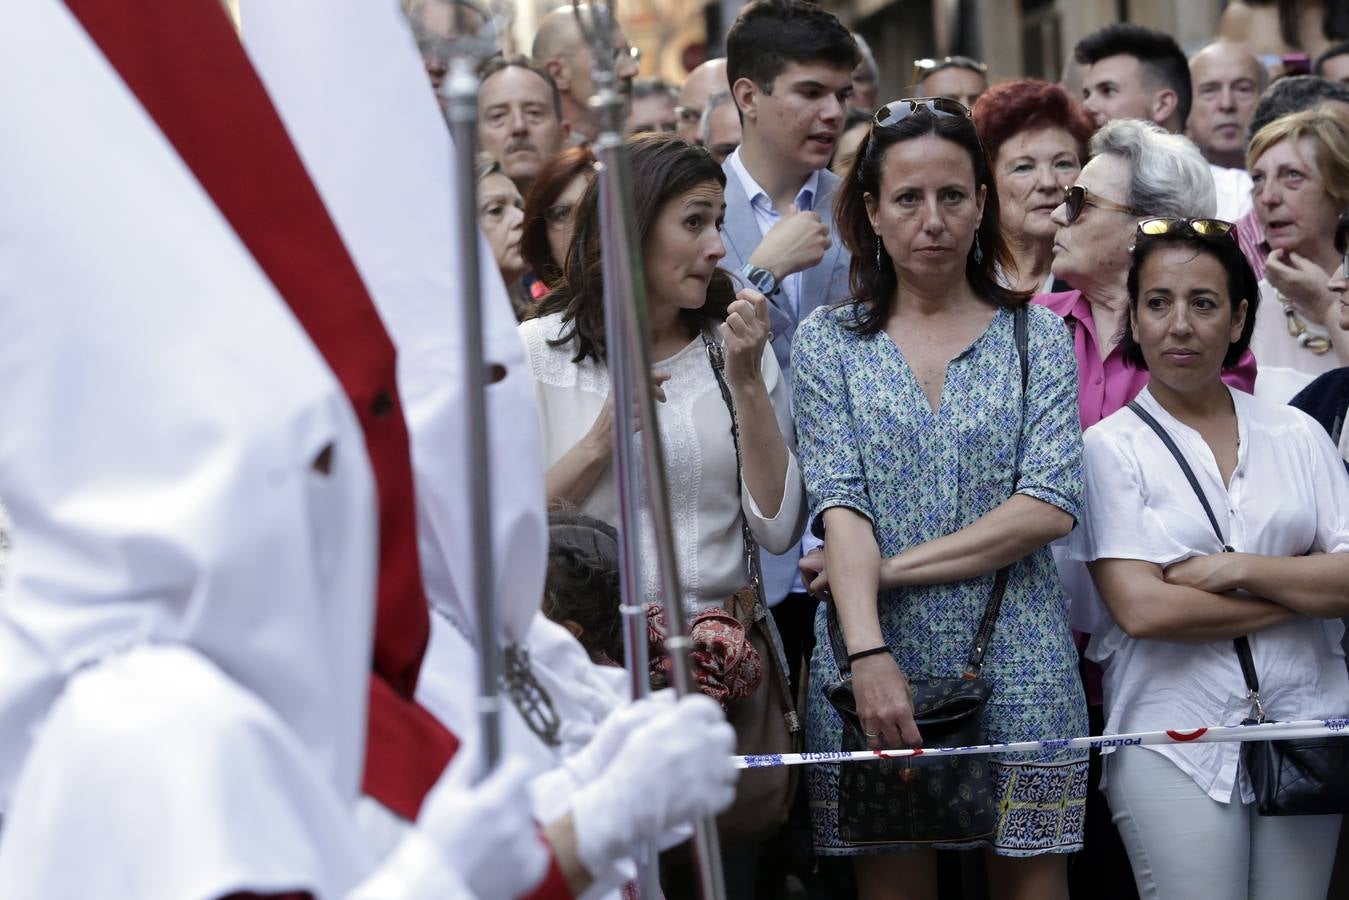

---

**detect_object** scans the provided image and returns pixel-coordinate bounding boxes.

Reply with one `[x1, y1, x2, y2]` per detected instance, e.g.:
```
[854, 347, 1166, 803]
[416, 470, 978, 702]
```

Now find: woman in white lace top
[519, 133, 806, 614]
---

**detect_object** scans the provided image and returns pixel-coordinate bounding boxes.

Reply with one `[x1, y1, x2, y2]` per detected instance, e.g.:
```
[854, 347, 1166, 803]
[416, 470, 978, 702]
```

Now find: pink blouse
[1034, 290, 1258, 430]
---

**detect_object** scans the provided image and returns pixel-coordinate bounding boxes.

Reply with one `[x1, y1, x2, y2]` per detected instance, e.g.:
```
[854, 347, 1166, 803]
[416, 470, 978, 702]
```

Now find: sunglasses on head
[1135, 217, 1236, 241]
[1062, 184, 1140, 224]
[873, 97, 972, 129]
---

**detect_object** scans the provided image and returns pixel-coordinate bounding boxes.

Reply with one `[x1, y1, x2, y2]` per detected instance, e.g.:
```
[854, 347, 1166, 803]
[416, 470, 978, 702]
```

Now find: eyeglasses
[1062, 184, 1140, 224]
[1136, 217, 1236, 241]
[873, 96, 972, 128]
[911, 55, 988, 84]
[544, 203, 575, 230]
[675, 105, 702, 125]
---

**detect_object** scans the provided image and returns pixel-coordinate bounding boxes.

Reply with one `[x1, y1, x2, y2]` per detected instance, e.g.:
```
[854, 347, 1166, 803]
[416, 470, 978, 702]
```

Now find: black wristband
[846, 645, 890, 664]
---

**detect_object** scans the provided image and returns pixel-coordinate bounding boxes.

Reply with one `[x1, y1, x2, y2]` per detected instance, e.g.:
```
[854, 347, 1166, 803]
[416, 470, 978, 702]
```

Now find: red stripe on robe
[62, 0, 454, 820]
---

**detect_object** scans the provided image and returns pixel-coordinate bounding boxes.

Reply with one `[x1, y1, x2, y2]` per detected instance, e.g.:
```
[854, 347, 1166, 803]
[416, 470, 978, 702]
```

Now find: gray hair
[1089, 119, 1216, 218]
[853, 33, 878, 80]
[700, 90, 734, 144]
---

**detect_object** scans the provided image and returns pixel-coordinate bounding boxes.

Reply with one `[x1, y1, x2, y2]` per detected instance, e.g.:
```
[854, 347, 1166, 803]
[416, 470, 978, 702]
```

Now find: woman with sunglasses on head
[1247, 108, 1349, 398]
[1069, 217, 1349, 900]
[794, 98, 1087, 900]
[520, 145, 597, 302]
[971, 79, 1095, 295]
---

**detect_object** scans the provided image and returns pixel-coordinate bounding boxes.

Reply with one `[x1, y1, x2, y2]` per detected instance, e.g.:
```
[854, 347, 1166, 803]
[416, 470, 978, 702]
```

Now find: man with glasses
[532, 3, 640, 143]
[624, 77, 678, 134]
[675, 57, 728, 144]
[477, 56, 570, 195]
[912, 55, 987, 110]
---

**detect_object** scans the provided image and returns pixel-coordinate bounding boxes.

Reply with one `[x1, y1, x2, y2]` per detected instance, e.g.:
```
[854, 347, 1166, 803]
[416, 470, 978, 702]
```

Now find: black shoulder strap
[1125, 400, 1260, 710]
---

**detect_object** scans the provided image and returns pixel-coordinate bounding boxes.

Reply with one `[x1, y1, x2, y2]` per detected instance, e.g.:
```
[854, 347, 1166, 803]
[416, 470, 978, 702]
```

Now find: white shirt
[521, 313, 806, 613]
[1250, 279, 1340, 400]
[725, 147, 820, 320]
[1069, 386, 1349, 803]
[1209, 163, 1254, 223]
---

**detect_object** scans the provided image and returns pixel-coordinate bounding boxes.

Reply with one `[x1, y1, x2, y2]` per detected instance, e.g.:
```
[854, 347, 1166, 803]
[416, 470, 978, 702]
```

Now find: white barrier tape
[733, 717, 1349, 769]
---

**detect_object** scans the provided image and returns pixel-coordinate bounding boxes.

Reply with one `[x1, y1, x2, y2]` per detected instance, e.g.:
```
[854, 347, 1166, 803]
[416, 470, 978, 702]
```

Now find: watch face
[748, 267, 775, 293]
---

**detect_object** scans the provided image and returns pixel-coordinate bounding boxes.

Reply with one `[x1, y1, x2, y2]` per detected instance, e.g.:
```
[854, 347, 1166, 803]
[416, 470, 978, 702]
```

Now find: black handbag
[823, 306, 1029, 845]
[1127, 400, 1349, 817]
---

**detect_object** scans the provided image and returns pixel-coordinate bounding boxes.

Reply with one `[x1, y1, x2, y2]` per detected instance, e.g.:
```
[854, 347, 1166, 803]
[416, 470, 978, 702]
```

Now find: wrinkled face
[705, 101, 743, 164]
[830, 120, 870, 178]
[478, 172, 526, 281]
[478, 67, 568, 186]
[737, 61, 853, 177]
[626, 93, 678, 134]
[1322, 53, 1349, 85]
[919, 67, 986, 111]
[993, 126, 1082, 246]
[1131, 244, 1247, 392]
[864, 133, 985, 281]
[545, 174, 590, 272]
[1251, 136, 1342, 257]
[1187, 46, 1261, 158]
[643, 180, 727, 315]
[1081, 54, 1156, 128]
[1049, 153, 1138, 288]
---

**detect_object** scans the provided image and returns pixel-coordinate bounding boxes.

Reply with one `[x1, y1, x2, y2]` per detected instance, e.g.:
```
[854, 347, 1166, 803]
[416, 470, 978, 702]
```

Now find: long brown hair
[521, 145, 596, 288]
[538, 133, 736, 364]
[835, 106, 1026, 334]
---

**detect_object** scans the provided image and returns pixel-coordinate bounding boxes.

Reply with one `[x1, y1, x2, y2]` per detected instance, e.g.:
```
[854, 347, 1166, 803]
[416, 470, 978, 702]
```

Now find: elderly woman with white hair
[1039, 119, 1257, 431]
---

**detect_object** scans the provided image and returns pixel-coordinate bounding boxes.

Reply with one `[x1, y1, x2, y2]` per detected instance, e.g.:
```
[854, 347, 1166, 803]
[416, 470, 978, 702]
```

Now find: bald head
[1187, 41, 1265, 169]
[676, 59, 728, 143]
[532, 6, 584, 60]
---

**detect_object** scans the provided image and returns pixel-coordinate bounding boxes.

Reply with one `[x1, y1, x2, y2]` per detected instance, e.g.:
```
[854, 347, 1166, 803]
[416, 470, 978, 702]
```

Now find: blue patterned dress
[792, 302, 1089, 857]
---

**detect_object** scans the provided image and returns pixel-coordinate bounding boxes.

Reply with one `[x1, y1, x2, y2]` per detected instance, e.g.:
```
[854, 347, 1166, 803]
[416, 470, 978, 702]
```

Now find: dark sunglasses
[1062, 184, 1140, 224]
[1136, 217, 1236, 241]
[873, 96, 972, 129]
[1336, 213, 1349, 277]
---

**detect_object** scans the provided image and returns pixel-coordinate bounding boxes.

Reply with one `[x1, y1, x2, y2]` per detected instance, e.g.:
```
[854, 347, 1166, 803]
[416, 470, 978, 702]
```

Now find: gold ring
[864, 730, 880, 739]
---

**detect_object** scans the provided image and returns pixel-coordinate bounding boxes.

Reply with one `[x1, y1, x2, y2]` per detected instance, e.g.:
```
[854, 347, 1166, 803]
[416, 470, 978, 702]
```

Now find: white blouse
[520, 312, 806, 613]
[1069, 386, 1349, 803]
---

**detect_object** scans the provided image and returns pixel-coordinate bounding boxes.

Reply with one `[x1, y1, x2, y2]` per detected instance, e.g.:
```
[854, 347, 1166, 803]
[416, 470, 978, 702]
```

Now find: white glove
[569, 694, 739, 877]
[419, 742, 551, 899]
[562, 691, 676, 786]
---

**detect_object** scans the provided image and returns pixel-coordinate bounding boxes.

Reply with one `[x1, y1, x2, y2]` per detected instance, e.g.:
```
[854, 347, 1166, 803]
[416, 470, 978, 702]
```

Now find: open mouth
[807, 133, 836, 149]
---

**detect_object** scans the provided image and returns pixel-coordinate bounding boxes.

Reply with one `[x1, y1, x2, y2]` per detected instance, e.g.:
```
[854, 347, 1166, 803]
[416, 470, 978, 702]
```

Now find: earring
[973, 234, 984, 264]
[875, 239, 883, 270]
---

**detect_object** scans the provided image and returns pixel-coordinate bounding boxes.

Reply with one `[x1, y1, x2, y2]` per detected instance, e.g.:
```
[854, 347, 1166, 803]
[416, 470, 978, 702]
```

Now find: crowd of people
[5, 0, 1349, 899]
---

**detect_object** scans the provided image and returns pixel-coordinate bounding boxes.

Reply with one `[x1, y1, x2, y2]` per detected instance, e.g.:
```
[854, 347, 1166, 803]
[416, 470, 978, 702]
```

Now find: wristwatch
[739, 263, 779, 296]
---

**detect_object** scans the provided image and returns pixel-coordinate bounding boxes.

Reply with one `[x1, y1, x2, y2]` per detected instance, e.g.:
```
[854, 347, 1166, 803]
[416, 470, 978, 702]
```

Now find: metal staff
[432, 0, 506, 777]
[574, 3, 727, 898]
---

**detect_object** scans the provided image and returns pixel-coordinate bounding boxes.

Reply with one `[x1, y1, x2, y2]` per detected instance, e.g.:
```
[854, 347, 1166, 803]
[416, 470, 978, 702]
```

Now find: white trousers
[1104, 747, 1340, 900]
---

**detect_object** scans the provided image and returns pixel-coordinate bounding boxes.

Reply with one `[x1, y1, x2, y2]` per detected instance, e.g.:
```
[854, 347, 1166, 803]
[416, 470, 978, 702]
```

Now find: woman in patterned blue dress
[792, 99, 1088, 900]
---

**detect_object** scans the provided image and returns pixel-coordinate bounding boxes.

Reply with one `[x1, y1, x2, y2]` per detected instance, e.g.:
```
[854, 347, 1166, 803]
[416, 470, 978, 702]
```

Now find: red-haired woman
[521, 145, 597, 302]
[973, 79, 1095, 294]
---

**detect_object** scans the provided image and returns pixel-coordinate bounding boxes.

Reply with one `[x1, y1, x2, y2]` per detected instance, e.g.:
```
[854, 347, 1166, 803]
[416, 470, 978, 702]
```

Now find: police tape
[732, 717, 1349, 769]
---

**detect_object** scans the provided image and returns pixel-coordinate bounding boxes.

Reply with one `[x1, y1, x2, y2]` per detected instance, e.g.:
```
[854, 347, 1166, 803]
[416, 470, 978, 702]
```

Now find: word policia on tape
[733, 718, 1349, 770]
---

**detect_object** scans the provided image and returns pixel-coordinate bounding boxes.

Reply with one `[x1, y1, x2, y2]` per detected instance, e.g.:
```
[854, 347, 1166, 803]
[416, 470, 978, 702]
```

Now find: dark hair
[478, 54, 563, 120]
[973, 79, 1095, 167]
[835, 107, 1024, 334]
[1249, 75, 1349, 145]
[1315, 41, 1349, 77]
[1122, 233, 1260, 370]
[726, 0, 859, 94]
[632, 77, 678, 102]
[521, 145, 597, 288]
[538, 133, 734, 363]
[1073, 23, 1192, 127]
[543, 509, 624, 665]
